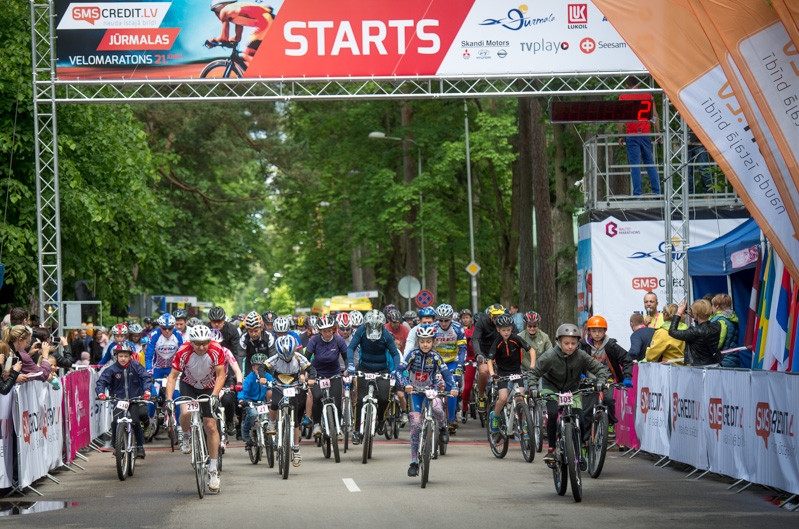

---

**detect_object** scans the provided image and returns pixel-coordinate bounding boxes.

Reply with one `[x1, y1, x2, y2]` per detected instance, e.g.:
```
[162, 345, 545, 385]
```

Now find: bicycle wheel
[192, 428, 205, 499]
[486, 413, 509, 459]
[565, 422, 583, 502]
[361, 406, 372, 464]
[127, 428, 136, 477]
[439, 427, 448, 456]
[281, 412, 291, 480]
[393, 416, 400, 439]
[327, 406, 341, 463]
[420, 422, 432, 489]
[218, 441, 224, 474]
[115, 425, 128, 481]
[588, 410, 609, 479]
[168, 414, 178, 452]
[264, 425, 275, 468]
[533, 401, 544, 453]
[518, 401, 534, 463]
[322, 432, 331, 459]
[200, 59, 243, 79]
[553, 424, 568, 496]
[248, 426, 261, 464]
[144, 414, 159, 442]
[384, 412, 394, 440]
[342, 399, 350, 453]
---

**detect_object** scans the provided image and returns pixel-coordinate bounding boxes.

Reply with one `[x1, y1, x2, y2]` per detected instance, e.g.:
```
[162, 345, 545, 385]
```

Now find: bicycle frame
[174, 396, 210, 469]
[273, 384, 300, 457]
[417, 388, 449, 459]
[319, 376, 342, 438]
[358, 372, 390, 437]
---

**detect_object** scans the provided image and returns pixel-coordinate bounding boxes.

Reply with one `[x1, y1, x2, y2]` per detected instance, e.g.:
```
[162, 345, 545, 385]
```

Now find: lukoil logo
[632, 277, 658, 291]
[579, 37, 596, 53]
[567, 4, 588, 28]
[605, 221, 617, 237]
[480, 5, 555, 31]
[755, 401, 794, 449]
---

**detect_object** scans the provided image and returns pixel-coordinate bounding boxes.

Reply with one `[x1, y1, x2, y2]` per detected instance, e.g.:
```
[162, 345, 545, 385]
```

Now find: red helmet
[522, 311, 541, 324]
[112, 323, 128, 336]
[336, 312, 351, 329]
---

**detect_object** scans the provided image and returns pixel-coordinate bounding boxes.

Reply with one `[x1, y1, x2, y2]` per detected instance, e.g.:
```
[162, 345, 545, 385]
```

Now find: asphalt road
[1, 418, 795, 528]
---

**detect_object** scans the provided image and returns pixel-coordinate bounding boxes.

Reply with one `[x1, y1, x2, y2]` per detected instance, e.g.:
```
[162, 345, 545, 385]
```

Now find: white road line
[342, 478, 361, 492]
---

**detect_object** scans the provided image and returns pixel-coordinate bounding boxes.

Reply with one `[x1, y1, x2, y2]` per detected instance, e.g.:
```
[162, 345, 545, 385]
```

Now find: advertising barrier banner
[0, 392, 14, 488]
[63, 370, 92, 463]
[53, 0, 644, 80]
[703, 368, 751, 482]
[89, 369, 112, 439]
[614, 364, 639, 449]
[668, 366, 707, 469]
[635, 362, 670, 456]
[13, 381, 64, 489]
[749, 371, 799, 494]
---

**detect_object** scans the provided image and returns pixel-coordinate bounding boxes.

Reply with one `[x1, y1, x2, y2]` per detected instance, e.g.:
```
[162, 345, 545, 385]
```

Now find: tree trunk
[517, 97, 535, 312]
[532, 98, 556, 337]
[552, 124, 577, 329]
[426, 242, 438, 304]
[351, 245, 363, 291]
[362, 246, 376, 291]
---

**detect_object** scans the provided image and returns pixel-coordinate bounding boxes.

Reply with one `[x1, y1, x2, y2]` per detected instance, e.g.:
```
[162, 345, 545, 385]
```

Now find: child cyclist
[96, 342, 153, 459]
[238, 353, 273, 452]
[399, 324, 458, 478]
[527, 323, 611, 464]
[486, 314, 535, 433]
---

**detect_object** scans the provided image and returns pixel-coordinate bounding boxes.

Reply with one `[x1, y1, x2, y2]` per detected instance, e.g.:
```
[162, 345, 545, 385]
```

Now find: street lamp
[369, 131, 426, 290]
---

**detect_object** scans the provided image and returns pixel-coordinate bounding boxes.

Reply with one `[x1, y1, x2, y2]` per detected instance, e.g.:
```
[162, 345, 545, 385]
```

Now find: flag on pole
[785, 282, 799, 372]
[753, 246, 775, 369]
[765, 261, 791, 371]
[744, 250, 763, 352]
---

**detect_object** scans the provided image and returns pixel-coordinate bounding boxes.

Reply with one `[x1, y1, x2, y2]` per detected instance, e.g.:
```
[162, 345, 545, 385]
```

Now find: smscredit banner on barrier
[53, 0, 644, 80]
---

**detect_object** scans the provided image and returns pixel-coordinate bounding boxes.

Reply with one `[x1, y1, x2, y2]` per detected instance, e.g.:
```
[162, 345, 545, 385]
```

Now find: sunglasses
[193, 340, 210, 347]
[162, 326, 174, 331]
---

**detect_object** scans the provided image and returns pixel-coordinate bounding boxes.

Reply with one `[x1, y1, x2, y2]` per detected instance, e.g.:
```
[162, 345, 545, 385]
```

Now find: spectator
[644, 304, 687, 364]
[78, 327, 91, 351]
[710, 294, 740, 368]
[618, 76, 661, 195]
[0, 341, 23, 394]
[628, 313, 655, 361]
[669, 299, 722, 366]
[96, 327, 109, 350]
[9, 307, 29, 326]
[1, 324, 52, 382]
[74, 351, 91, 368]
[88, 328, 105, 365]
[643, 291, 663, 328]
[67, 329, 86, 360]
[509, 304, 524, 333]
[0, 314, 10, 338]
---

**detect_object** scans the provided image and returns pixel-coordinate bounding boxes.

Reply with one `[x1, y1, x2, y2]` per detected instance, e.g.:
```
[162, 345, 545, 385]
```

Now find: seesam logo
[755, 401, 795, 452]
[567, 4, 588, 29]
[480, 4, 555, 31]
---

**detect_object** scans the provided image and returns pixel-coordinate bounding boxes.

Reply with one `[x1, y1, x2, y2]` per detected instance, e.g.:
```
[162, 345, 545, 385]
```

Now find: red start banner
[54, 0, 644, 80]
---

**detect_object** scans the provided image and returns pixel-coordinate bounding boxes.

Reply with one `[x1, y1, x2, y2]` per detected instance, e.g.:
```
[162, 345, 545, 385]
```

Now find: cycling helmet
[274, 316, 291, 333]
[418, 307, 435, 318]
[245, 311, 263, 330]
[403, 310, 417, 320]
[460, 309, 472, 317]
[251, 353, 268, 365]
[112, 342, 134, 355]
[435, 303, 454, 320]
[494, 314, 514, 328]
[416, 324, 436, 339]
[173, 308, 188, 320]
[586, 315, 608, 329]
[187, 317, 201, 327]
[112, 323, 128, 336]
[363, 310, 386, 340]
[556, 323, 581, 339]
[523, 311, 541, 324]
[486, 303, 506, 317]
[261, 311, 277, 324]
[158, 313, 176, 328]
[208, 306, 226, 322]
[382, 304, 397, 317]
[143, 317, 153, 326]
[128, 323, 143, 335]
[317, 315, 335, 330]
[189, 325, 213, 343]
[348, 311, 363, 327]
[336, 312, 351, 329]
[308, 315, 319, 330]
[275, 335, 296, 361]
[297, 315, 308, 328]
[210, 0, 235, 11]
[209, 328, 223, 342]
[386, 309, 402, 323]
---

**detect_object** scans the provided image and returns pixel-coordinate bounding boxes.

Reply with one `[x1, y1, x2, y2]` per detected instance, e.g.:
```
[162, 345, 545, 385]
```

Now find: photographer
[0, 324, 52, 382]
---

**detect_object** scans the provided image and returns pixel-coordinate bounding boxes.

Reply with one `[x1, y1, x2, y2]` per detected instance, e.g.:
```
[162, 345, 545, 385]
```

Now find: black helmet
[173, 308, 188, 320]
[262, 311, 278, 324]
[494, 314, 514, 328]
[208, 306, 226, 322]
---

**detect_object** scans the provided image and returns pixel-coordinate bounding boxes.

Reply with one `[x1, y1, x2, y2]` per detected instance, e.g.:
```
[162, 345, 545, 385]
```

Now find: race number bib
[283, 387, 297, 398]
[319, 379, 331, 389]
[425, 389, 438, 399]
[390, 378, 396, 387]
[256, 404, 269, 414]
[116, 401, 129, 411]
[364, 373, 377, 380]
[343, 376, 352, 384]
[558, 393, 574, 406]
[185, 401, 200, 412]
[509, 374, 522, 381]
[414, 372, 429, 383]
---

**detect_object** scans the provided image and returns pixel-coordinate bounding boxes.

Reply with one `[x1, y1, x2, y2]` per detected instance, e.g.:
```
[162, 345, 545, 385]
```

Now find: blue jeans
[687, 144, 713, 194]
[444, 361, 458, 423]
[241, 405, 258, 442]
[626, 135, 660, 195]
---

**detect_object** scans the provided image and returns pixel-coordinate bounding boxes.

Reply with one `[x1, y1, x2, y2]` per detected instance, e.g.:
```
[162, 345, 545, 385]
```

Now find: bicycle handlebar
[103, 396, 154, 404]
[204, 39, 237, 49]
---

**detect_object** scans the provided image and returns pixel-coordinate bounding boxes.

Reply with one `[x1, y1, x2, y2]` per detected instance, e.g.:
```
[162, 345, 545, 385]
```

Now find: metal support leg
[726, 479, 745, 490]
[693, 470, 711, 480]
[629, 448, 642, 458]
[60, 464, 78, 473]
[25, 486, 44, 497]
[685, 468, 699, 478]
[74, 452, 89, 461]
[71, 462, 85, 470]
[778, 494, 796, 507]
[45, 473, 61, 484]
[735, 482, 753, 494]
[654, 455, 668, 467]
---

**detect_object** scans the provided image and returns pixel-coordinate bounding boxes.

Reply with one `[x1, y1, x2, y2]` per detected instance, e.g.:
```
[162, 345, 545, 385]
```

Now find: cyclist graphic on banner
[209, 0, 276, 69]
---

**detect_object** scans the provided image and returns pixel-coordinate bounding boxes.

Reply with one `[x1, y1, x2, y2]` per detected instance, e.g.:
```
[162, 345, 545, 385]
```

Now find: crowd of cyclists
[90, 303, 632, 494]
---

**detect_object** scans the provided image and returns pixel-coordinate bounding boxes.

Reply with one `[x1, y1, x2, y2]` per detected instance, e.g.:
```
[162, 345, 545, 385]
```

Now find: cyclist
[173, 308, 188, 335]
[210, 328, 244, 437]
[265, 335, 317, 466]
[518, 311, 552, 371]
[459, 309, 478, 421]
[431, 303, 466, 430]
[209, 0, 275, 69]
[165, 325, 227, 492]
[209, 306, 241, 362]
[262, 311, 278, 337]
[402, 307, 437, 361]
[96, 342, 152, 459]
[486, 314, 534, 433]
[402, 310, 417, 330]
[239, 311, 276, 375]
[336, 312, 353, 343]
[471, 304, 508, 414]
[145, 313, 184, 426]
[128, 323, 145, 364]
[399, 324, 457, 477]
[306, 315, 346, 439]
[527, 323, 610, 464]
[386, 308, 409, 352]
[349, 310, 364, 330]
[274, 316, 302, 350]
[100, 324, 138, 365]
[346, 310, 402, 444]
[239, 352, 273, 451]
[187, 317, 201, 328]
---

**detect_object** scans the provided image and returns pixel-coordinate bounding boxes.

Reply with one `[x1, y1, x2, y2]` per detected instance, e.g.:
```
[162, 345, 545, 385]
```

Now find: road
[1, 419, 794, 527]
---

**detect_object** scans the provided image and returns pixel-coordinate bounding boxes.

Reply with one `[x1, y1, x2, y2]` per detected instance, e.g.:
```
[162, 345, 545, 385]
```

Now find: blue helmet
[418, 307, 436, 318]
[158, 313, 176, 328]
[276, 335, 296, 361]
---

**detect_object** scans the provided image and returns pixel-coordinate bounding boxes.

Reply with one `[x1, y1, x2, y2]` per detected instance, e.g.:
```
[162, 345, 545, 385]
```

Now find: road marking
[342, 478, 360, 492]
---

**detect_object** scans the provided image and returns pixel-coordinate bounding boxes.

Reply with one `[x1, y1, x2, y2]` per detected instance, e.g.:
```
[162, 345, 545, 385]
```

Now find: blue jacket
[239, 370, 273, 401]
[306, 334, 347, 377]
[399, 348, 455, 389]
[347, 326, 401, 372]
[145, 328, 184, 372]
[99, 340, 138, 365]
[95, 360, 153, 399]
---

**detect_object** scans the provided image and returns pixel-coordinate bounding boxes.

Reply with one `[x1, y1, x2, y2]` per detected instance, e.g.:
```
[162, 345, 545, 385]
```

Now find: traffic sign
[348, 290, 379, 299]
[416, 290, 434, 308]
[466, 261, 481, 276]
[397, 275, 422, 299]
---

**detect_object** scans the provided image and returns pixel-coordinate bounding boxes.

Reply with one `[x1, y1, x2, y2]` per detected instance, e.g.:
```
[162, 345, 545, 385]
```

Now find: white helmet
[274, 316, 291, 333]
[349, 310, 363, 327]
[276, 335, 296, 361]
[363, 310, 386, 341]
[190, 325, 213, 343]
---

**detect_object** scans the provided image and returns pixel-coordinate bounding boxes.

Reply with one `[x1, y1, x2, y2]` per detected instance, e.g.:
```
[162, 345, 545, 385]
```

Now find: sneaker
[302, 416, 312, 428]
[208, 470, 220, 492]
[376, 420, 385, 435]
[244, 439, 254, 449]
[477, 396, 487, 413]
[181, 436, 192, 454]
[136, 446, 146, 459]
[400, 412, 409, 427]
[489, 411, 499, 433]
[439, 427, 449, 444]
[408, 462, 419, 477]
[292, 447, 302, 467]
[225, 422, 236, 436]
[456, 409, 463, 423]
[266, 421, 276, 435]
[352, 431, 362, 445]
[544, 447, 556, 464]
[312, 424, 322, 439]
[102, 439, 112, 451]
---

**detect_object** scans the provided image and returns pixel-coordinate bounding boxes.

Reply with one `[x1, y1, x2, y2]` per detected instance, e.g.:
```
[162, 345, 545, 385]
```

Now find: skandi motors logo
[755, 401, 794, 449]
[480, 5, 555, 31]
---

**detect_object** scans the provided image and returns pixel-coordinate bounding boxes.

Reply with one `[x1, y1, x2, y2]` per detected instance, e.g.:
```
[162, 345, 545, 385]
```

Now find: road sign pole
[465, 101, 478, 314]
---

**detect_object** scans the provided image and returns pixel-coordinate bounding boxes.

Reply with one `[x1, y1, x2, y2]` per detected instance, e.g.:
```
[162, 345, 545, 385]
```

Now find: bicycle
[242, 400, 273, 467]
[525, 376, 544, 454]
[201, 40, 246, 78]
[356, 371, 392, 464]
[384, 378, 402, 440]
[486, 374, 534, 462]
[461, 359, 479, 424]
[317, 375, 342, 463]
[105, 396, 151, 481]
[172, 395, 216, 498]
[582, 381, 621, 479]
[213, 386, 234, 473]
[408, 387, 451, 488]
[341, 375, 354, 453]
[271, 382, 306, 480]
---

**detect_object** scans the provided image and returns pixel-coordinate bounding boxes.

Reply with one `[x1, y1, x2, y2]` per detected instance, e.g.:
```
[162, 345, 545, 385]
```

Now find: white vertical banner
[0, 392, 14, 488]
[12, 381, 64, 489]
[749, 371, 799, 494]
[702, 368, 751, 482]
[89, 369, 111, 439]
[634, 362, 671, 455]
[668, 366, 707, 469]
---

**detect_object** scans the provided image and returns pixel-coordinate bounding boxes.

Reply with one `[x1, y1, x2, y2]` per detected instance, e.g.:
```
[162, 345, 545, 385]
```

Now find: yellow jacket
[644, 321, 686, 365]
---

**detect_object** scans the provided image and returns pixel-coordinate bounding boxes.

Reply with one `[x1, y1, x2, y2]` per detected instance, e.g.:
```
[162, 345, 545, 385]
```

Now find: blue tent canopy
[688, 218, 760, 276]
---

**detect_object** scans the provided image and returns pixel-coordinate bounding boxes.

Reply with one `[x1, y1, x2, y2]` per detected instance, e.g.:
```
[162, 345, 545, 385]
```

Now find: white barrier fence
[636, 363, 799, 495]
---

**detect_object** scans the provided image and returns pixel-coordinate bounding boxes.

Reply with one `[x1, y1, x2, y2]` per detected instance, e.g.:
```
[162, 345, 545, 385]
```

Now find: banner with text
[63, 369, 92, 463]
[53, 0, 644, 80]
[669, 366, 707, 469]
[772, 0, 799, 52]
[614, 363, 640, 449]
[703, 368, 751, 481]
[0, 392, 13, 488]
[89, 369, 112, 439]
[635, 362, 671, 456]
[13, 382, 64, 489]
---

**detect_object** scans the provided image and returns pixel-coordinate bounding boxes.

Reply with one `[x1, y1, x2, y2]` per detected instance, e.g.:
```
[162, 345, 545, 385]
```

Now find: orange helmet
[586, 315, 607, 329]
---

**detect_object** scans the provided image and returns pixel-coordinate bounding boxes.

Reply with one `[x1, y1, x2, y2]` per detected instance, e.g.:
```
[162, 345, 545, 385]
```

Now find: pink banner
[63, 369, 91, 463]
[614, 364, 640, 449]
